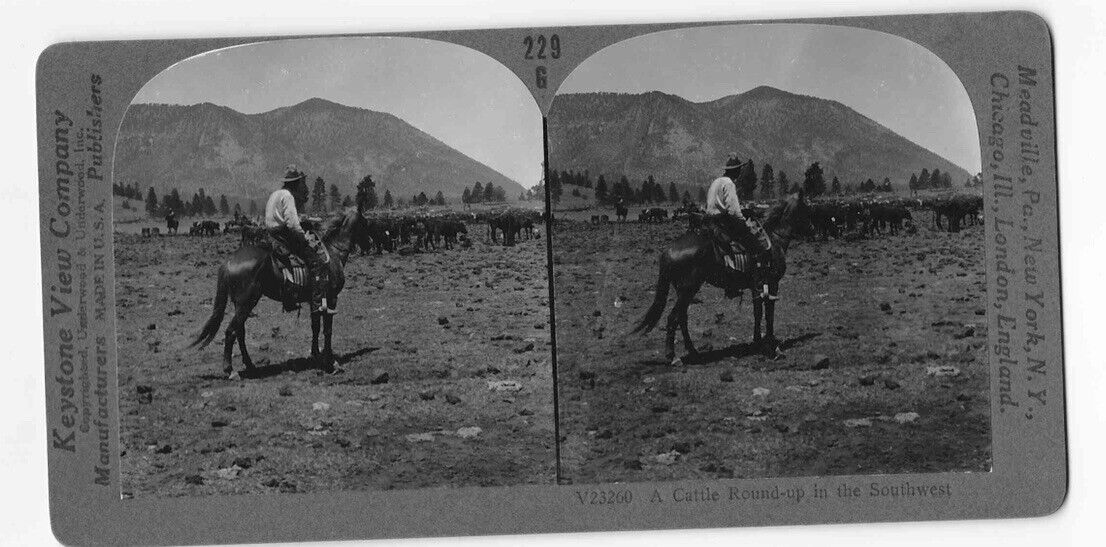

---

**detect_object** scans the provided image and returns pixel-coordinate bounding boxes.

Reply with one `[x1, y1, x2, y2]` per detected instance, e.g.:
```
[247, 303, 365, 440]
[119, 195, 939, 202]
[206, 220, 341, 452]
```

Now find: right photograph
[547, 24, 990, 484]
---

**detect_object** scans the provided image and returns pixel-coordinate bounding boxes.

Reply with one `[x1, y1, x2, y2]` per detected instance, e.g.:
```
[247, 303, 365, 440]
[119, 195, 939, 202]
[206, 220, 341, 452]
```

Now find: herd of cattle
[353, 209, 541, 253]
[586, 194, 984, 240]
[141, 208, 544, 254]
[136, 193, 981, 248]
[803, 194, 984, 239]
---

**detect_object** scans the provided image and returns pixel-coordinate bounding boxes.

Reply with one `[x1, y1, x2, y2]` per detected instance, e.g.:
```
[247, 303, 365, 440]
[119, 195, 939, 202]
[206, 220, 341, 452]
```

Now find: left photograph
[113, 37, 552, 496]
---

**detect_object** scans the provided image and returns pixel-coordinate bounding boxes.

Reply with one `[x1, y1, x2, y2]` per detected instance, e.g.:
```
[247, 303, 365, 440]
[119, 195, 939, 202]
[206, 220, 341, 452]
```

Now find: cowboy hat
[281, 165, 305, 183]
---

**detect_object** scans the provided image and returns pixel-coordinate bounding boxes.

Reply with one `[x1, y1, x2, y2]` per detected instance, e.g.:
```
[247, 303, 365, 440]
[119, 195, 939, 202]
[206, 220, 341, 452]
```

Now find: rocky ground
[552, 211, 990, 484]
[117, 224, 554, 497]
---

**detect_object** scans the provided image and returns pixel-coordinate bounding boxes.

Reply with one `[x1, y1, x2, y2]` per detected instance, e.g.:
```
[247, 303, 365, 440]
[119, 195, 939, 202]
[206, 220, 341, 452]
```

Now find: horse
[615, 203, 629, 222]
[488, 213, 521, 246]
[188, 207, 370, 380]
[165, 215, 179, 235]
[631, 193, 814, 364]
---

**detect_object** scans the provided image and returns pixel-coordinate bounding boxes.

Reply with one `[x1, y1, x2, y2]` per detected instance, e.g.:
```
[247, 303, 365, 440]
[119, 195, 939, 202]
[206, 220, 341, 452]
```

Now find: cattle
[638, 208, 669, 223]
[930, 195, 982, 233]
[189, 220, 221, 236]
[488, 213, 522, 246]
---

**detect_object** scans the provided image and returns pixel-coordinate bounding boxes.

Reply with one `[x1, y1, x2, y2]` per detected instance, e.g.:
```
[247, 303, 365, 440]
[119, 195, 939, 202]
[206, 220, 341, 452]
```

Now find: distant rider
[704, 155, 772, 297]
[265, 166, 331, 313]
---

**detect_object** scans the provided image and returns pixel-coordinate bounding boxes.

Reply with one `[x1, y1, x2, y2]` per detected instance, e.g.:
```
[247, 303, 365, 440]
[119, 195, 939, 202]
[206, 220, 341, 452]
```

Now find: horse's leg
[322, 312, 342, 373]
[667, 287, 696, 365]
[678, 300, 696, 356]
[753, 293, 763, 345]
[223, 301, 255, 380]
[223, 318, 237, 378]
[311, 312, 321, 357]
[236, 292, 262, 371]
[763, 281, 782, 358]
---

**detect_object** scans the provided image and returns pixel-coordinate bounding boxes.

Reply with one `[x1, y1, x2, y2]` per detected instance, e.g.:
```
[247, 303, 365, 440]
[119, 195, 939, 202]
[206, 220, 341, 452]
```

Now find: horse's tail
[632, 255, 670, 334]
[189, 264, 229, 349]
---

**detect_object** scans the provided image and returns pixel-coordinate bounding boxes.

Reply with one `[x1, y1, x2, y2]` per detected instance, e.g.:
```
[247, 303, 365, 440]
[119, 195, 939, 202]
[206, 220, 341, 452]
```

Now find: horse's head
[789, 192, 816, 238]
[766, 192, 815, 239]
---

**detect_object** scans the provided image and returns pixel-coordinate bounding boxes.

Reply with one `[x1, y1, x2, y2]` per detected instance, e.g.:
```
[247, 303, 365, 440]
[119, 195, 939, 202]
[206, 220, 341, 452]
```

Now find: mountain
[114, 98, 522, 204]
[547, 86, 970, 191]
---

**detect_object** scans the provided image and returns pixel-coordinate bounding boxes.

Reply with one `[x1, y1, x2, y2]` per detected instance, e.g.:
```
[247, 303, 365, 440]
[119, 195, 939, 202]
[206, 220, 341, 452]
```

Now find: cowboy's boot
[724, 241, 744, 299]
[310, 268, 328, 314]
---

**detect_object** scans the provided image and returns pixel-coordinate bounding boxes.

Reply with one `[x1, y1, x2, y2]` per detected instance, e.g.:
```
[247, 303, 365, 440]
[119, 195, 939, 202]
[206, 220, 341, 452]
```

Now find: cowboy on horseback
[705, 155, 772, 297]
[265, 165, 332, 313]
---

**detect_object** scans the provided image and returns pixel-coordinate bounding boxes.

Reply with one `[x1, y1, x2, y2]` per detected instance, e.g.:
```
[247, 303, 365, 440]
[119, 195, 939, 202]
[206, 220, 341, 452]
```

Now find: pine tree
[145, 187, 159, 216]
[668, 182, 679, 203]
[760, 163, 776, 199]
[831, 176, 841, 195]
[595, 175, 608, 204]
[918, 168, 931, 189]
[219, 195, 230, 215]
[434, 190, 446, 206]
[356, 175, 378, 210]
[329, 183, 341, 211]
[930, 168, 941, 190]
[472, 182, 484, 203]
[383, 189, 394, 208]
[909, 173, 919, 194]
[738, 160, 758, 199]
[777, 171, 790, 197]
[462, 187, 472, 204]
[203, 195, 216, 216]
[483, 182, 496, 202]
[169, 188, 183, 213]
[803, 162, 826, 196]
[311, 177, 327, 213]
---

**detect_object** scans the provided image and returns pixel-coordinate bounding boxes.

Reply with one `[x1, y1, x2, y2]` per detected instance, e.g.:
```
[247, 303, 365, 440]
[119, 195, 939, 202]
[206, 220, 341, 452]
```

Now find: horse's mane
[761, 196, 794, 231]
[320, 207, 359, 244]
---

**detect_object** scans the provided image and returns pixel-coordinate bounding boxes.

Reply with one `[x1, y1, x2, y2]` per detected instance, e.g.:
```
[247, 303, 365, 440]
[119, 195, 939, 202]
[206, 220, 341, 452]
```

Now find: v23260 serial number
[575, 490, 633, 505]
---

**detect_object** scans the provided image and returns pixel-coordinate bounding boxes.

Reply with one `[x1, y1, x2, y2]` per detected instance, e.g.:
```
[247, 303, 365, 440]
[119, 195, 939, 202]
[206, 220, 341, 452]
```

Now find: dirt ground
[117, 223, 555, 497]
[552, 210, 991, 484]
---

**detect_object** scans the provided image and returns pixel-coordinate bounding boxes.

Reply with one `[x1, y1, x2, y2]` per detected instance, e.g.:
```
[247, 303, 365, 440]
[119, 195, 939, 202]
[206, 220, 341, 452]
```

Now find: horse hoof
[227, 371, 241, 381]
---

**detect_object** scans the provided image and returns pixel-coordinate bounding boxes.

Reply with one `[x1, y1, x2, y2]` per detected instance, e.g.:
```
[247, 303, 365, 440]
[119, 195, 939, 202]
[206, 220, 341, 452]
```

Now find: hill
[114, 98, 522, 203]
[547, 86, 971, 190]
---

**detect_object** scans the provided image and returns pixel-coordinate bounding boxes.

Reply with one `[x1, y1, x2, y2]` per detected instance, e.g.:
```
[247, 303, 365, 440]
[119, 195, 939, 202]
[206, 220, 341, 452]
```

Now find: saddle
[702, 216, 770, 274]
[240, 226, 316, 291]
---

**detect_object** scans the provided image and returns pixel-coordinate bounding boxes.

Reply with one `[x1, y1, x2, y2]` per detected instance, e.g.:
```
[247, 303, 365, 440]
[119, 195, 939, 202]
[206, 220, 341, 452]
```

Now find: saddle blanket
[283, 266, 309, 288]
[722, 253, 752, 273]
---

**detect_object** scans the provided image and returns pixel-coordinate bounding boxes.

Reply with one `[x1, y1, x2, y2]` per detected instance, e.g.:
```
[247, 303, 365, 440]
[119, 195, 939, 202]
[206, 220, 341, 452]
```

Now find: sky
[132, 37, 544, 186]
[557, 24, 981, 174]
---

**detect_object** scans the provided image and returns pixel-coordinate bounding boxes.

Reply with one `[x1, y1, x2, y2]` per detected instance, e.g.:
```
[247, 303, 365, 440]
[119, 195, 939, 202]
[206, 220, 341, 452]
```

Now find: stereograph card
[36, 10, 1065, 545]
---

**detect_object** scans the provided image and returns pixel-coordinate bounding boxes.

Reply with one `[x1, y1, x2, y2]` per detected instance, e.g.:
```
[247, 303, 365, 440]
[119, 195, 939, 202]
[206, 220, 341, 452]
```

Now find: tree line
[545, 158, 979, 205]
[461, 181, 508, 204]
[126, 185, 248, 219]
[117, 170, 503, 219]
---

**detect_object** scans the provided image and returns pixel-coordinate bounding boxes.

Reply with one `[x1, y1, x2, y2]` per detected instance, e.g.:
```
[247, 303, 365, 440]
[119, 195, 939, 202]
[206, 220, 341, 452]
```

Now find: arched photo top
[116, 36, 542, 211]
[549, 23, 980, 188]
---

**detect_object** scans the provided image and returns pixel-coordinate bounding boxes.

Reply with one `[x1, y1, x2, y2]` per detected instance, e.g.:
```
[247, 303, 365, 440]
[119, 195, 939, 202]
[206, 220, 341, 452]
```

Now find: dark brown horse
[632, 193, 814, 364]
[188, 207, 370, 379]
